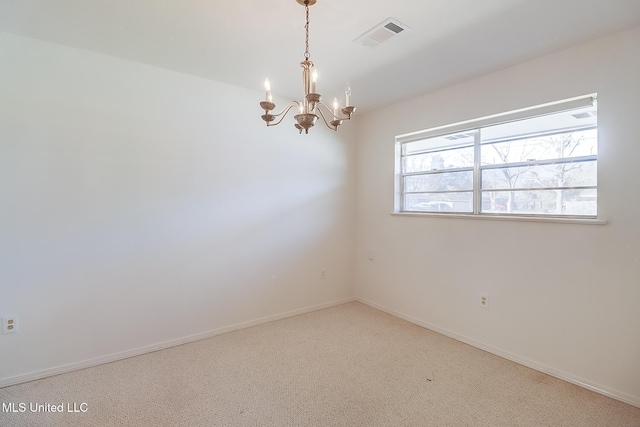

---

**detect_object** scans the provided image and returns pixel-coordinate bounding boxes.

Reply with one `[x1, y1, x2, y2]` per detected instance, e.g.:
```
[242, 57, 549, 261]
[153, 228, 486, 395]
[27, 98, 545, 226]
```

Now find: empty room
[1, 0, 639, 425]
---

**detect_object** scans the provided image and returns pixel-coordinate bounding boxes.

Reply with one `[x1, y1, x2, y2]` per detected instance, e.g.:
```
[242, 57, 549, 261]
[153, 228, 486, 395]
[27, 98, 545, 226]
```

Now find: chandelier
[259, 0, 355, 134]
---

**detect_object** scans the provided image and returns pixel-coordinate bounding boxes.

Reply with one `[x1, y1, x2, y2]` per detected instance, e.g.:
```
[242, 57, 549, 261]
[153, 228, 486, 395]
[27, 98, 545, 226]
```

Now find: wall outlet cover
[479, 293, 489, 309]
[2, 316, 18, 334]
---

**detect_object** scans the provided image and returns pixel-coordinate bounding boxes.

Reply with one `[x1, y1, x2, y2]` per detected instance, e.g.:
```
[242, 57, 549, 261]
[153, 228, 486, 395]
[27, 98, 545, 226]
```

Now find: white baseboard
[356, 297, 640, 409]
[0, 297, 356, 389]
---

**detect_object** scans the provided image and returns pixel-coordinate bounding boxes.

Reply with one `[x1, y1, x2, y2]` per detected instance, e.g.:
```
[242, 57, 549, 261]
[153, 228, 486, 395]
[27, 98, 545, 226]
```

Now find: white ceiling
[1, 0, 640, 112]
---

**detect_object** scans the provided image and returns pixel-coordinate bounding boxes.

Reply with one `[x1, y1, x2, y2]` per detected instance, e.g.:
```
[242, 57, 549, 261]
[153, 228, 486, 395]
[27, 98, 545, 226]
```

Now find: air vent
[384, 22, 405, 34]
[354, 18, 410, 47]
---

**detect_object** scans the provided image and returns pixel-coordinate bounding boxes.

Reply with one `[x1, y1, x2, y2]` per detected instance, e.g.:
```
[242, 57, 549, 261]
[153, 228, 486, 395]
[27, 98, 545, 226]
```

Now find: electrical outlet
[479, 293, 489, 309]
[2, 316, 18, 334]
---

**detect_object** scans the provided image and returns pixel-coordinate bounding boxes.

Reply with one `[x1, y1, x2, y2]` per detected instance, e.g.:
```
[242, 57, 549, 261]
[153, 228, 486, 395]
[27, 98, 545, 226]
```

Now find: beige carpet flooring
[1, 302, 639, 426]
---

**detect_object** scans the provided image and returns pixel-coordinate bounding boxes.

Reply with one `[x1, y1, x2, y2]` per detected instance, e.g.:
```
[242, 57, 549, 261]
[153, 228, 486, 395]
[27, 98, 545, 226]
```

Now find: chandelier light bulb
[333, 97, 339, 116]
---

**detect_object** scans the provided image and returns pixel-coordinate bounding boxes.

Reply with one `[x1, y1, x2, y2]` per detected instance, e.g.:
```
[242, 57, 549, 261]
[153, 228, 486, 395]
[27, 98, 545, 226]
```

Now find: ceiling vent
[354, 18, 410, 47]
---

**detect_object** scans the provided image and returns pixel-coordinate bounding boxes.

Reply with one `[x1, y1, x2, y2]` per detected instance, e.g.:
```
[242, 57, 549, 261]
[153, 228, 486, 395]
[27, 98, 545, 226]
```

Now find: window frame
[394, 94, 601, 222]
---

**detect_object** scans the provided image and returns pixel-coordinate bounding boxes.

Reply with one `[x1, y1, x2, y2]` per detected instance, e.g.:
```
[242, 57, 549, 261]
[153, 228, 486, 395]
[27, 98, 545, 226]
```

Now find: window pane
[481, 189, 597, 216]
[482, 160, 597, 190]
[404, 171, 473, 192]
[481, 129, 597, 165]
[403, 145, 474, 173]
[404, 192, 473, 213]
[397, 99, 598, 218]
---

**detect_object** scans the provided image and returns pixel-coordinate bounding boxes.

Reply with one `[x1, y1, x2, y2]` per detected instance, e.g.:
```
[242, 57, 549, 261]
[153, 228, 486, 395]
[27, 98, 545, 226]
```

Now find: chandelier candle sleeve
[345, 83, 351, 106]
[264, 78, 272, 102]
[311, 69, 318, 93]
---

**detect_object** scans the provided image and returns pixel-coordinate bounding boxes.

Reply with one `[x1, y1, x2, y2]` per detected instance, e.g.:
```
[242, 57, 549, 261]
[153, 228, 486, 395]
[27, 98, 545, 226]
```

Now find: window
[396, 95, 598, 218]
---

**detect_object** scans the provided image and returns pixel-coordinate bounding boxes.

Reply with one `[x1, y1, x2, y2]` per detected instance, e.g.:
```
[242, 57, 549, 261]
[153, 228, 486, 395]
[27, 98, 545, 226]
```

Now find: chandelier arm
[316, 101, 351, 121]
[267, 102, 301, 127]
[315, 106, 338, 131]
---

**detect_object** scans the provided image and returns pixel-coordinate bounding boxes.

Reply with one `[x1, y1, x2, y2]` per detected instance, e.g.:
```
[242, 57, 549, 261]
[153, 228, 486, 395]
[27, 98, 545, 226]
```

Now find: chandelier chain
[304, 3, 310, 60]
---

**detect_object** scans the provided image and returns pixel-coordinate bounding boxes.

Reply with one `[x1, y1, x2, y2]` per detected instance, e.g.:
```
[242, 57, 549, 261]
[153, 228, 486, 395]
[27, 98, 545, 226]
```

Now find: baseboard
[0, 296, 356, 389]
[355, 297, 640, 409]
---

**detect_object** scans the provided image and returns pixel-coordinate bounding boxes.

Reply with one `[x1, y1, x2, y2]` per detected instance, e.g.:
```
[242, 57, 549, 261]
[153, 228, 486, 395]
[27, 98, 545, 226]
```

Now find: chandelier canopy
[259, 0, 355, 134]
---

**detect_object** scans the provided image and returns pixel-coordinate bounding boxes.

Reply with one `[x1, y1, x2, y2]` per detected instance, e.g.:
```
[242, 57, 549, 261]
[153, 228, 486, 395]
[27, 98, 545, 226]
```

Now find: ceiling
[1, 0, 640, 113]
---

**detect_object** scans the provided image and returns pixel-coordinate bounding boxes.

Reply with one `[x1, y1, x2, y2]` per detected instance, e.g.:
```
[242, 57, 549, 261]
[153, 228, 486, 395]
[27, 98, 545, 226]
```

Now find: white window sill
[391, 212, 607, 225]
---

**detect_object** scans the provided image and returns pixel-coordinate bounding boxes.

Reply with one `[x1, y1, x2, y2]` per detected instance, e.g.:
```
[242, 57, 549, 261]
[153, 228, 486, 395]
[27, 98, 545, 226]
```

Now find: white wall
[0, 32, 356, 384]
[2, 23, 639, 407]
[355, 26, 640, 406]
